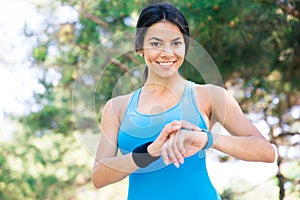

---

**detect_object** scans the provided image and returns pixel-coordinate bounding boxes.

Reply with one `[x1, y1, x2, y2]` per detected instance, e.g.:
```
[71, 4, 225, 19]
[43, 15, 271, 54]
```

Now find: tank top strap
[127, 87, 142, 111]
[181, 81, 208, 130]
[181, 80, 195, 106]
[187, 81, 198, 107]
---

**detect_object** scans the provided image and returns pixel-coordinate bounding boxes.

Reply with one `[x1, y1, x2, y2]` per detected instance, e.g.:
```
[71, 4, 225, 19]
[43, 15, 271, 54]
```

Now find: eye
[172, 41, 182, 47]
[150, 42, 161, 47]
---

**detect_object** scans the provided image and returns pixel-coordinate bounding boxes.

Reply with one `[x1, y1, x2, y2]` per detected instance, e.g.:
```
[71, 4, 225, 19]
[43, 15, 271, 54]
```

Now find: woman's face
[142, 20, 185, 79]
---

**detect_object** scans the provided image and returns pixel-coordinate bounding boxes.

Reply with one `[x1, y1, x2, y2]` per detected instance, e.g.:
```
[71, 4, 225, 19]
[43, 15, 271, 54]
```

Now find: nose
[160, 45, 174, 57]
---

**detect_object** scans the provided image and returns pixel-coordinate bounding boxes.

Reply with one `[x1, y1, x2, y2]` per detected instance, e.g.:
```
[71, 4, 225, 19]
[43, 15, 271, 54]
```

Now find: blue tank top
[118, 81, 221, 200]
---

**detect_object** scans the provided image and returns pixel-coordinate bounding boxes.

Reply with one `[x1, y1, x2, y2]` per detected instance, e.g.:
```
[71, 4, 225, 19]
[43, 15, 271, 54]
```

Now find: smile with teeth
[156, 61, 176, 66]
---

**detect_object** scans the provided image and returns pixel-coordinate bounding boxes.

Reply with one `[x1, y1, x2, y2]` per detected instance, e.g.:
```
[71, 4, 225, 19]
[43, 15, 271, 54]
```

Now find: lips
[156, 61, 176, 66]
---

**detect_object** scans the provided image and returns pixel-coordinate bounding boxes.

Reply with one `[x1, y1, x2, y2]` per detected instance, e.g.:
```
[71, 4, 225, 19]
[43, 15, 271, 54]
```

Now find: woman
[91, 3, 275, 200]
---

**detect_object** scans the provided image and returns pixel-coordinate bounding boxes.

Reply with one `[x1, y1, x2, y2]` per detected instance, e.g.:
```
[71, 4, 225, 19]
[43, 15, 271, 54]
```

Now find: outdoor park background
[0, 0, 299, 199]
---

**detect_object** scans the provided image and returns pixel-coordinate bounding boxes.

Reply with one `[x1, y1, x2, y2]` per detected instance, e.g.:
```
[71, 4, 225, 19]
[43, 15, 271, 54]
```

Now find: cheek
[174, 49, 185, 60]
[177, 46, 186, 57]
[144, 49, 160, 60]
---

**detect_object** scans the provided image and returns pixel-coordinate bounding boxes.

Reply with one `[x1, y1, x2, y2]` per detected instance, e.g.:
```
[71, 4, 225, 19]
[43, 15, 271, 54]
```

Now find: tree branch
[277, 131, 300, 138]
[124, 53, 142, 66]
[275, 0, 300, 20]
[109, 57, 130, 73]
[80, 2, 109, 28]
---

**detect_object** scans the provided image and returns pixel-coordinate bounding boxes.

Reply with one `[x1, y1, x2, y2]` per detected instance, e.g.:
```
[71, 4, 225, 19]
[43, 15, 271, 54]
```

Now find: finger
[166, 134, 177, 164]
[152, 123, 183, 156]
[168, 120, 183, 132]
[179, 120, 201, 131]
[169, 134, 184, 167]
[174, 132, 185, 164]
[178, 157, 184, 165]
[170, 133, 184, 164]
[161, 142, 170, 165]
[173, 160, 180, 168]
[166, 124, 182, 134]
[157, 122, 181, 142]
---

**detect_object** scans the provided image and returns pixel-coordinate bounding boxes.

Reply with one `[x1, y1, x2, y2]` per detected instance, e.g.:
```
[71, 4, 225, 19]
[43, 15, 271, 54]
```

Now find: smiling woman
[91, 2, 275, 200]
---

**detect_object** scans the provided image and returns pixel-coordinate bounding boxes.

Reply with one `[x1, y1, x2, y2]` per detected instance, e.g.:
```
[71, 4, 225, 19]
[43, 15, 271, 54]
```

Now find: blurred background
[0, 0, 299, 199]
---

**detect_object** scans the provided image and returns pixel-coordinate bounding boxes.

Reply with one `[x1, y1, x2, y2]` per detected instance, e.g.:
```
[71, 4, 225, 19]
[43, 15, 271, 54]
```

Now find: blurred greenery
[0, 132, 91, 199]
[1, 0, 299, 199]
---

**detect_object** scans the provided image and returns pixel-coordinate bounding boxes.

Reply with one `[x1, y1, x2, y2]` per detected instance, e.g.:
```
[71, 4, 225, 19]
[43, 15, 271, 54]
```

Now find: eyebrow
[148, 37, 183, 42]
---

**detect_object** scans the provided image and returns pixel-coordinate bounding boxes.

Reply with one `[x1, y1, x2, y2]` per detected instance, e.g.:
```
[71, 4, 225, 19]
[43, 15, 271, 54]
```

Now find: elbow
[92, 181, 103, 190]
[91, 164, 107, 189]
[91, 172, 105, 189]
[91, 178, 101, 189]
[91, 172, 101, 189]
[263, 154, 276, 163]
[262, 143, 277, 163]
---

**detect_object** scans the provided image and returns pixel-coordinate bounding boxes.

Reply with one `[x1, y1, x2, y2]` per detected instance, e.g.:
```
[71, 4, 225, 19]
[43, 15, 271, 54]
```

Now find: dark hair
[134, 3, 190, 82]
[135, 3, 190, 55]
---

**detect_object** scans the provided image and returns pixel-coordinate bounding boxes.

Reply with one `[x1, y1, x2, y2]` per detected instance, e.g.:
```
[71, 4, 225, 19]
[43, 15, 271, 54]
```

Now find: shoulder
[195, 83, 226, 93]
[198, 84, 243, 125]
[103, 93, 133, 114]
[193, 83, 233, 124]
[193, 83, 226, 101]
[102, 92, 134, 123]
[108, 93, 132, 107]
[194, 83, 229, 101]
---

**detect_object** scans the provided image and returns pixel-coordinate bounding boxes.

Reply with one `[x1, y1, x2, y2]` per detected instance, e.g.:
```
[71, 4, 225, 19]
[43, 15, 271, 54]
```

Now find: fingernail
[174, 125, 181, 129]
[163, 159, 169, 165]
[174, 161, 179, 168]
[179, 157, 184, 164]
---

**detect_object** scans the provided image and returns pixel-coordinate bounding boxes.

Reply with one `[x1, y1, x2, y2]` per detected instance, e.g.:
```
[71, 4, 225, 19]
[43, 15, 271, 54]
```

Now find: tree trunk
[276, 155, 286, 200]
[269, 124, 286, 200]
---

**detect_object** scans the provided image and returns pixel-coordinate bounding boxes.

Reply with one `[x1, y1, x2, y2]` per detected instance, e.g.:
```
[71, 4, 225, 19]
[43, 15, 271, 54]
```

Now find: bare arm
[206, 84, 275, 162]
[91, 98, 139, 189]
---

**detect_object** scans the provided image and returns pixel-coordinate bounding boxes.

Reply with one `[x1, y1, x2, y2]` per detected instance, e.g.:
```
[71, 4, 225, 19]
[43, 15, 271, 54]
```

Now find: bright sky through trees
[0, 0, 77, 140]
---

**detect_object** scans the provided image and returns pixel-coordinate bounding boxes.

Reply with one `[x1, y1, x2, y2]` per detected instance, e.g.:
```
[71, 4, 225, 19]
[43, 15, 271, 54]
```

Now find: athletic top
[117, 81, 221, 200]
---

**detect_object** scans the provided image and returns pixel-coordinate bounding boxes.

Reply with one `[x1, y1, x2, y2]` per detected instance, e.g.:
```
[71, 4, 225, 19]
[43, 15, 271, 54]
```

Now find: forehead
[144, 21, 183, 40]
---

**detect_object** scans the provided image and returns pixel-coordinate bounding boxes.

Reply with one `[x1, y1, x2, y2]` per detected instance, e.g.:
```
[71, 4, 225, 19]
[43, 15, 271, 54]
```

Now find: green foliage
[19, 76, 74, 136]
[20, 104, 73, 135]
[33, 45, 48, 62]
[0, 133, 91, 200]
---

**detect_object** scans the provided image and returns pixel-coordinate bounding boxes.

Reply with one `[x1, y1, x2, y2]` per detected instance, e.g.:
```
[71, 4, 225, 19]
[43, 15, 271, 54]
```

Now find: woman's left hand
[161, 129, 208, 168]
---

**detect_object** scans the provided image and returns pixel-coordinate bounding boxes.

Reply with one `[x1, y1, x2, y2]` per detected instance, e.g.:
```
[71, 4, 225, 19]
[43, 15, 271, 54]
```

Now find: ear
[137, 49, 144, 57]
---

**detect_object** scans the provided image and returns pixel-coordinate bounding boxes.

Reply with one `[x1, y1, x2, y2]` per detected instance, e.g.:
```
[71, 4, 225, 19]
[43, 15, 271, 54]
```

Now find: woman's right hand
[147, 120, 201, 157]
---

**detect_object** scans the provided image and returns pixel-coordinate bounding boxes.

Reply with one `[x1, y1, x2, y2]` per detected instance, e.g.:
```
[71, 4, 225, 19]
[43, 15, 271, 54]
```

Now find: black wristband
[132, 142, 160, 168]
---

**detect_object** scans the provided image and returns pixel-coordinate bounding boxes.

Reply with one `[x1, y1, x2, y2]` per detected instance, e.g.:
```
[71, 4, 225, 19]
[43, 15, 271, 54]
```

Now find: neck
[145, 73, 185, 88]
[143, 75, 186, 94]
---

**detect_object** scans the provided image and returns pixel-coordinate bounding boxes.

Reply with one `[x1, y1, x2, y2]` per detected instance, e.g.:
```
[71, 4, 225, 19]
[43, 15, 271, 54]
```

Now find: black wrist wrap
[132, 142, 160, 168]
